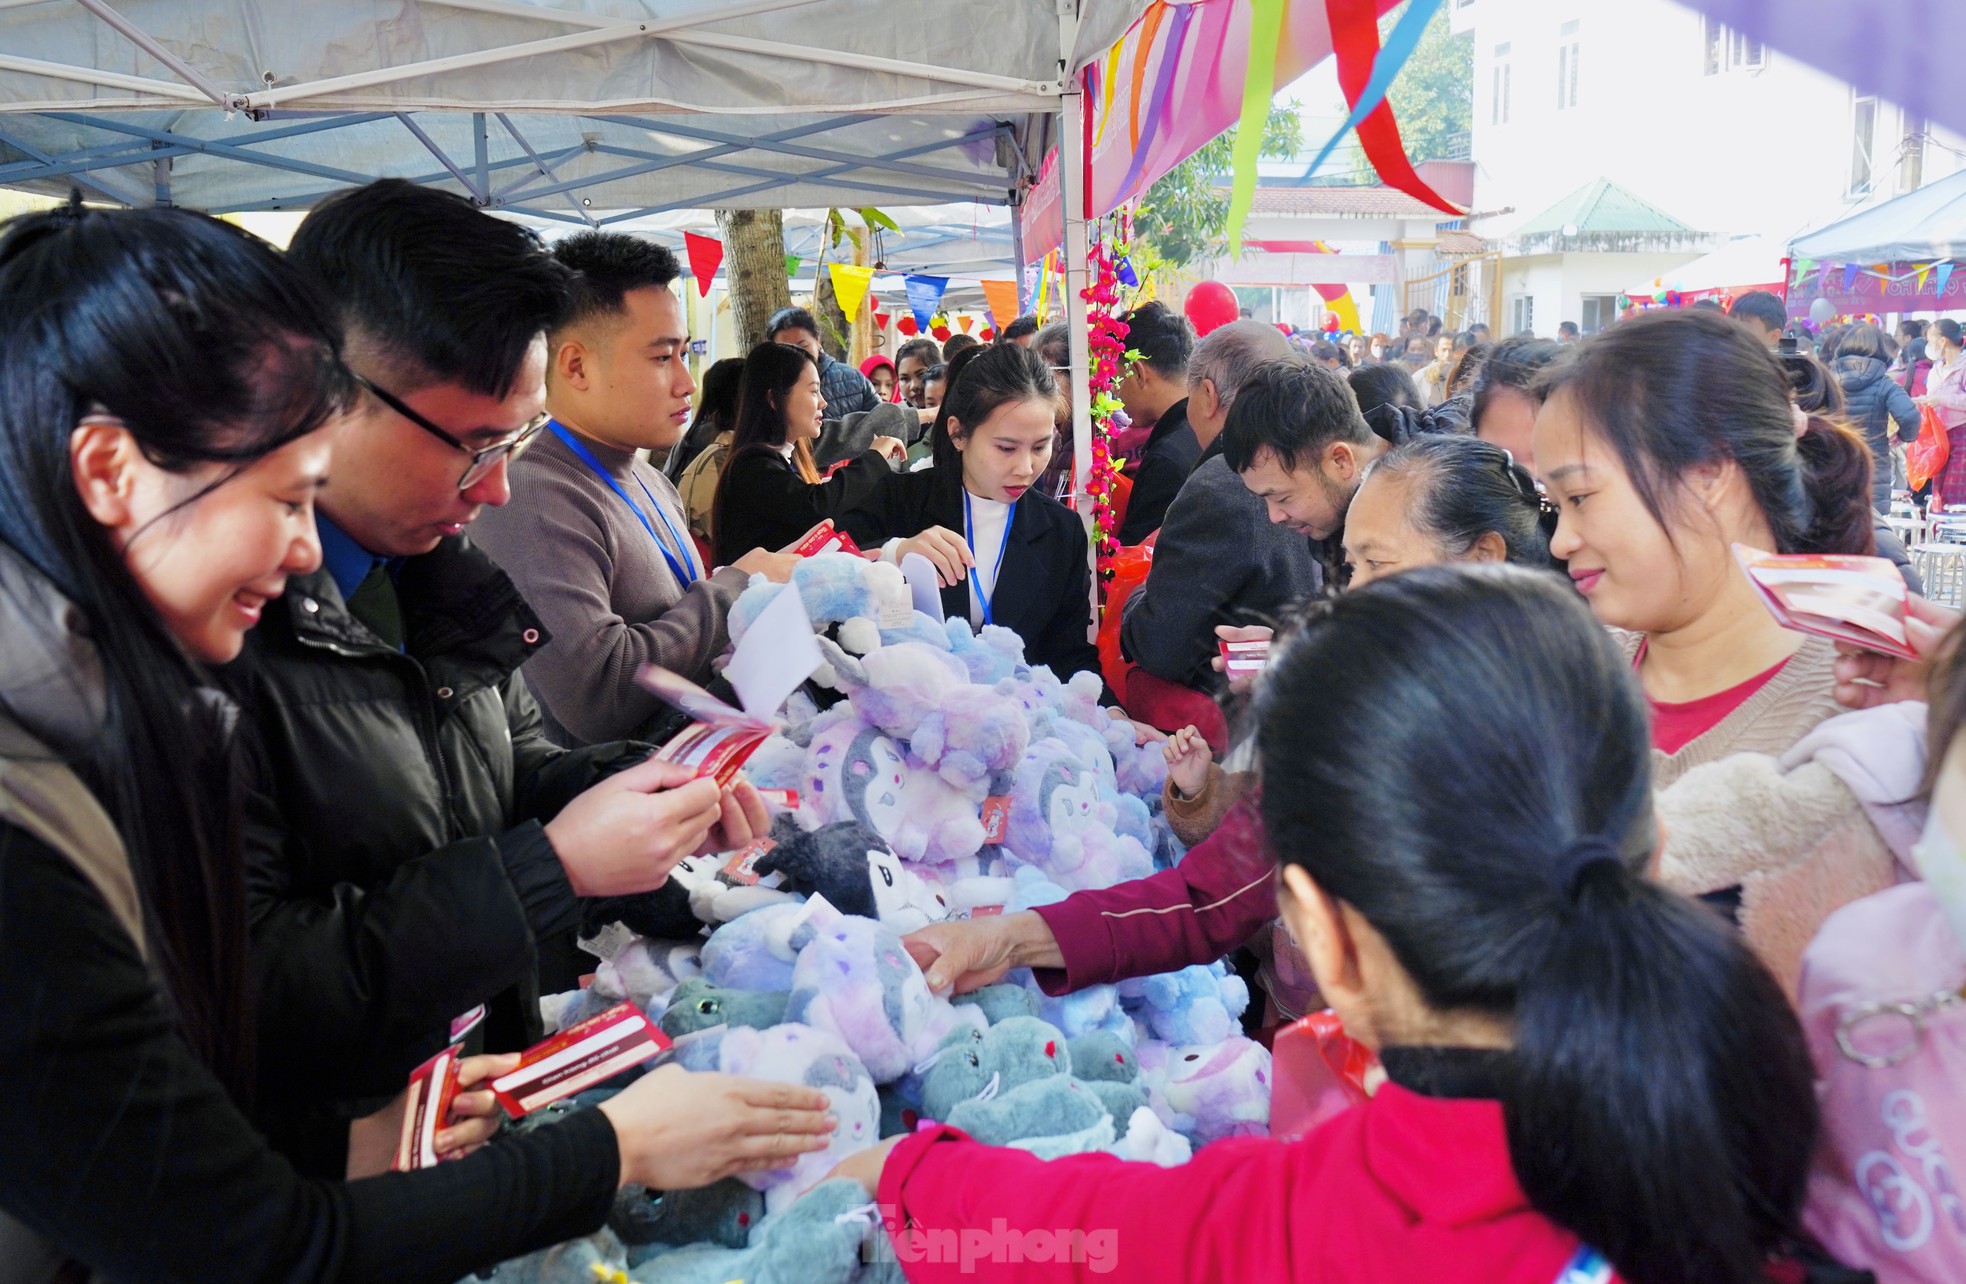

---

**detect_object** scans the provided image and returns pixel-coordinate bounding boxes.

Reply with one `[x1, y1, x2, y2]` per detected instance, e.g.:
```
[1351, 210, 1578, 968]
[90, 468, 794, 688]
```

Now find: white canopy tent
[0, 0, 1142, 541]
[1790, 169, 1966, 265]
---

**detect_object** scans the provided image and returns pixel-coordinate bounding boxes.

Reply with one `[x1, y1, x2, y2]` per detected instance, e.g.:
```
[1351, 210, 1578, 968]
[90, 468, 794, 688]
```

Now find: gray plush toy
[655, 977, 789, 1040]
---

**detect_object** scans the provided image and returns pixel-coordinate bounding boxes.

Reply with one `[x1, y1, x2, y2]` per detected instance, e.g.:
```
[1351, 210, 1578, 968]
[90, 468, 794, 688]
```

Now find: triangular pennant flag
[980, 279, 1022, 329]
[1842, 263, 1860, 293]
[1872, 263, 1892, 281]
[827, 263, 875, 322]
[904, 274, 948, 330]
[1917, 264, 1933, 291]
[785, 254, 802, 279]
[1937, 262, 1957, 300]
[682, 232, 722, 298]
[957, 314, 974, 334]
[1817, 263, 1832, 293]
[1793, 257, 1815, 278]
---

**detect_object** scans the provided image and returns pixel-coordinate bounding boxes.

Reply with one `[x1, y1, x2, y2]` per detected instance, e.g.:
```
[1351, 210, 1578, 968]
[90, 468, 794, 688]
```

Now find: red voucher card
[392, 1045, 461, 1172]
[790, 519, 863, 558]
[654, 720, 774, 789]
[489, 1003, 671, 1119]
[1219, 639, 1271, 677]
[1734, 545, 1917, 661]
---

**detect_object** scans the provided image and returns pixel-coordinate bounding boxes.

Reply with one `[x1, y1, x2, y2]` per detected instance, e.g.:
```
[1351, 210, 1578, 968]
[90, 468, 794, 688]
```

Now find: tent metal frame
[0, 0, 1099, 591]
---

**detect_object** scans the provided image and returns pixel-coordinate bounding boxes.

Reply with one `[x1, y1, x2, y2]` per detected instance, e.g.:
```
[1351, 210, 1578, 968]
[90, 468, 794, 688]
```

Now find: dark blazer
[1118, 398, 1199, 545]
[839, 469, 1103, 689]
[713, 445, 891, 566]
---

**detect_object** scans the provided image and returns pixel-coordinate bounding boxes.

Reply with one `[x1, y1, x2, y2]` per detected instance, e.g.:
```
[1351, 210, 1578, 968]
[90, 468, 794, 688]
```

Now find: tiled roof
[1246, 186, 1450, 217]
[1435, 229, 1488, 254]
[1512, 178, 1697, 237]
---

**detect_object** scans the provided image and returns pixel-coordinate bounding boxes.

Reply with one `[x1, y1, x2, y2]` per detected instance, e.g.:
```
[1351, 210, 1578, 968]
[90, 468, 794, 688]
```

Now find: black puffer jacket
[226, 534, 649, 1178]
[1834, 354, 1921, 510]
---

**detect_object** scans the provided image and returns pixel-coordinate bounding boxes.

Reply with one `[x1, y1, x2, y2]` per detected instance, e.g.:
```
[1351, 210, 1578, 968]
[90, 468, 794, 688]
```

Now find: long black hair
[0, 203, 351, 1099]
[666, 355, 745, 480]
[1256, 565, 1817, 1284]
[1538, 309, 1875, 556]
[711, 342, 819, 555]
[1364, 434, 1556, 569]
[926, 342, 1057, 504]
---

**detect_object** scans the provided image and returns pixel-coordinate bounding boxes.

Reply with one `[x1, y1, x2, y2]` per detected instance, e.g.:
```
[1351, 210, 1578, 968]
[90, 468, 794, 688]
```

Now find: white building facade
[1454, 0, 1966, 335]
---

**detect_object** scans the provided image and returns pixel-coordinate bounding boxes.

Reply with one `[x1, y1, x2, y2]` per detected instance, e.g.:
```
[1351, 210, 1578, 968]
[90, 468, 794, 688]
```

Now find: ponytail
[1256, 565, 1817, 1284]
[1536, 310, 1876, 557]
[1365, 434, 1556, 571]
[1505, 861, 1817, 1284]
[1792, 414, 1876, 555]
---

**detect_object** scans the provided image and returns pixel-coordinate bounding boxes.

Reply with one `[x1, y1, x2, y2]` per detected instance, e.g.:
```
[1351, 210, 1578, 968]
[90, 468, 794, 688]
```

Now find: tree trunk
[812, 252, 852, 360]
[717, 208, 791, 351]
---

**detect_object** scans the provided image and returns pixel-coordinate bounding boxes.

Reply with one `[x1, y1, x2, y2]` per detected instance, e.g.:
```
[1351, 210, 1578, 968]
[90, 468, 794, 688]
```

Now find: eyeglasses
[1834, 982, 1966, 1068]
[355, 373, 548, 491]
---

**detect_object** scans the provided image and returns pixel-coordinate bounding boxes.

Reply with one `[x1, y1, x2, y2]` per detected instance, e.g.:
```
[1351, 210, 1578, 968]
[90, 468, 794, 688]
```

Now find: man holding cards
[472, 232, 799, 748]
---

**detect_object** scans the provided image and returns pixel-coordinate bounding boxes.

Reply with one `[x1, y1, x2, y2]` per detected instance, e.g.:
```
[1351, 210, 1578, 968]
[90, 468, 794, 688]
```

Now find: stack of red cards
[790, 519, 864, 558]
[393, 1004, 670, 1171]
[1219, 639, 1271, 678]
[1734, 545, 1917, 660]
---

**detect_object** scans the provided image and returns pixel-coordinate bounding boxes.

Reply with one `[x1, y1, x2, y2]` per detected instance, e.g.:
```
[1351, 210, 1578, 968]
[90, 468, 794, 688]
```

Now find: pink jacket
[1800, 881, 1966, 1282]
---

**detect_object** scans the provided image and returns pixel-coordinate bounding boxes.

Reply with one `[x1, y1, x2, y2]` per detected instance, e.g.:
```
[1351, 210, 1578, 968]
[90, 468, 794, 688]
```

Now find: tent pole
[1060, 71, 1094, 547]
[1010, 195, 1028, 312]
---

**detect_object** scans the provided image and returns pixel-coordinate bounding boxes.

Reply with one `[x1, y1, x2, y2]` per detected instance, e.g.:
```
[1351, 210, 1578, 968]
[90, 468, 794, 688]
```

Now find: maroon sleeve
[1028, 796, 1276, 994]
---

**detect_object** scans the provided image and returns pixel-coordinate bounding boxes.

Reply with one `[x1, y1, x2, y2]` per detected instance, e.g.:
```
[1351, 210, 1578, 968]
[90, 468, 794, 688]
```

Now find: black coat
[1117, 398, 1199, 545]
[838, 469, 1103, 689]
[225, 535, 648, 1177]
[1834, 354, 1921, 509]
[712, 445, 891, 566]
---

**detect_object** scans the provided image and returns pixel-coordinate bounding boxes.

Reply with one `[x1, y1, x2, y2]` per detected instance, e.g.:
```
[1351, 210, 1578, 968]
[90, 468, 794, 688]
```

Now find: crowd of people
[0, 177, 1960, 1284]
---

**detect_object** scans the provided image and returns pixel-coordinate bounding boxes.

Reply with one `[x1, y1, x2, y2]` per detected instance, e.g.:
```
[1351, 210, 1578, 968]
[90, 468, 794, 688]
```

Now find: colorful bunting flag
[785, 254, 802, 279]
[980, 279, 1023, 330]
[1937, 263, 1957, 300]
[1225, 0, 1288, 258]
[1842, 263, 1860, 293]
[682, 232, 722, 298]
[1326, 0, 1465, 216]
[827, 263, 875, 322]
[905, 274, 949, 330]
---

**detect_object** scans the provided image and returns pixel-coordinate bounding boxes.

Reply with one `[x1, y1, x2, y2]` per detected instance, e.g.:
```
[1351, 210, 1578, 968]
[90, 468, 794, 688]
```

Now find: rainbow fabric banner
[1023, 0, 1402, 261]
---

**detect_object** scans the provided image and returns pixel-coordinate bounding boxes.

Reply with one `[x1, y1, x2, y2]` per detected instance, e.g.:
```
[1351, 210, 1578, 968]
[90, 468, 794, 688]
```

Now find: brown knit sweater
[1624, 633, 1846, 789]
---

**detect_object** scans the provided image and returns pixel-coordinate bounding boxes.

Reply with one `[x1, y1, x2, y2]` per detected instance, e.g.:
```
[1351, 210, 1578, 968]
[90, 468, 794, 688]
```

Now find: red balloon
[1321, 315, 1341, 333]
[897, 316, 919, 336]
[1274, 322, 1293, 335]
[1183, 280, 1240, 336]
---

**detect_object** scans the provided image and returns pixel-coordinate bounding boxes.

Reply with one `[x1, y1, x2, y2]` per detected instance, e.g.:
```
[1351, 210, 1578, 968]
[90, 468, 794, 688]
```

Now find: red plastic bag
[1268, 1009, 1379, 1142]
[1908, 403, 1950, 492]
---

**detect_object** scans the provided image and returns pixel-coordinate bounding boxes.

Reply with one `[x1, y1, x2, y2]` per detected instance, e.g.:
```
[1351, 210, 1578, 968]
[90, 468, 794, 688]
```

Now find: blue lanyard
[549, 421, 699, 587]
[1554, 1247, 1611, 1284]
[963, 489, 1016, 627]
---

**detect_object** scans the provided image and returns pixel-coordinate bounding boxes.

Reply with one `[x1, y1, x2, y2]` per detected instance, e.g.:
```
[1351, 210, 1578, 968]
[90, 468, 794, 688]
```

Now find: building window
[1851, 95, 1877, 197]
[1491, 49, 1511, 126]
[1581, 295, 1618, 334]
[1557, 39, 1580, 109]
[1729, 28, 1765, 69]
[1900, 117, 1926, 194]
[1704, 17, 1764, 74]
[1510, 294, 1535, 336]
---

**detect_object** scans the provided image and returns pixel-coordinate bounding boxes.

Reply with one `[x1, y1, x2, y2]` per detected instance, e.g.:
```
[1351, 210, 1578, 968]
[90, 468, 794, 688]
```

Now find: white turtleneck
[878, 488, 1014, 626]
[963, 494, 1012, 627]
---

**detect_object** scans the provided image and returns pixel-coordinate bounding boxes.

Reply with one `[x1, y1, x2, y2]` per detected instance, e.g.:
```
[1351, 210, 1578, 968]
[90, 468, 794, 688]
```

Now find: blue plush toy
[943, 617, 1028, 685]
[629, 1177, 882, 1284]
[1120, 962, 1251, 1047]
[700, 900, 816, 992]
[783, 909, 984, 1082]
[714, 1022, 881, 1212]
[1001, 738, 1154, 893]
[727, 553, 909, 660]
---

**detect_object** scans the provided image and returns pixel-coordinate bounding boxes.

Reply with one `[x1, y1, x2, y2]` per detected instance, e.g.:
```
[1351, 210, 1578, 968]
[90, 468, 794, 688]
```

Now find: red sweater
[875, 1081, 1615, 1283]
[1029, 794, 1274, 994]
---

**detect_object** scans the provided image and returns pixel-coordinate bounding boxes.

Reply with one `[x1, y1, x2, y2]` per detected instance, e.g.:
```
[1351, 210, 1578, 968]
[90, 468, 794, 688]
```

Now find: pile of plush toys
[470, 555, 1273, 1283]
